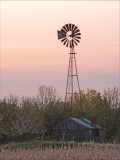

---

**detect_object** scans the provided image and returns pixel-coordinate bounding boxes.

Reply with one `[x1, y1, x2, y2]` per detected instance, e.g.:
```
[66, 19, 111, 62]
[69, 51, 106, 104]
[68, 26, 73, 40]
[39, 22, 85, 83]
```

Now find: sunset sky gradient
[1, 1, 119, 98]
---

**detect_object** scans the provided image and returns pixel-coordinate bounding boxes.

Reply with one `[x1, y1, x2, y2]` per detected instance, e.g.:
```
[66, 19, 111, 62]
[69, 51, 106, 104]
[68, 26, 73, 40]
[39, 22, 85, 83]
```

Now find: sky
[0, 1, 119, 98]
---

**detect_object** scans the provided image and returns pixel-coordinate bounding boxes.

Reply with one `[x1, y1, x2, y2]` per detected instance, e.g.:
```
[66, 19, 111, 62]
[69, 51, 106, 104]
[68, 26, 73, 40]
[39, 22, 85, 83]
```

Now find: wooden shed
[51, 117, 102, 141]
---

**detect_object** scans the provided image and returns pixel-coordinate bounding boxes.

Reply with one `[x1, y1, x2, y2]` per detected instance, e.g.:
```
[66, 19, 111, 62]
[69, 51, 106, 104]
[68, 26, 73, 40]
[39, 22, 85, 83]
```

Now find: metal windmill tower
[57, 23, 83, 117]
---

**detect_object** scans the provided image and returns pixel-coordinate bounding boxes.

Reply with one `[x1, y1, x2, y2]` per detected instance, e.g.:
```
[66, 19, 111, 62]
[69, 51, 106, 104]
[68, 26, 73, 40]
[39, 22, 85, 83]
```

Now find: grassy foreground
[0, 141, 120, 160]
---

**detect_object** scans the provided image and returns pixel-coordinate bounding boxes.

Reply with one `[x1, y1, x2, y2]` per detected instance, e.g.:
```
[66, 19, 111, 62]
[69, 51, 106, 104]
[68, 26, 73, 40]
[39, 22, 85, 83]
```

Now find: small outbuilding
[52, 117, 102, 141]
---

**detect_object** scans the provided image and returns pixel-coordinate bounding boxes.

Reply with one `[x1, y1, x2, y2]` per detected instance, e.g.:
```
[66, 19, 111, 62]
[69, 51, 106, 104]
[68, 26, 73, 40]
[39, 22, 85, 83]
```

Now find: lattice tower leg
[64, 47, 83, 117]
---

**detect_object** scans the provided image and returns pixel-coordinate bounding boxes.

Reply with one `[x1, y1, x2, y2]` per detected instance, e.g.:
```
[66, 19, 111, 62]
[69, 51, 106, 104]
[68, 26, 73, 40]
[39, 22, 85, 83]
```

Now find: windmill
[57, 23, 83, 117]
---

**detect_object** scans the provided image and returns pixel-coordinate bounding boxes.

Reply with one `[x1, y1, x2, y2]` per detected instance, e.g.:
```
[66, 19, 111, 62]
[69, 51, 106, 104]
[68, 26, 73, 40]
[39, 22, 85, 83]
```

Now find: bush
[54, 137, 61, 141]
[64, 137, 89, 142]
[0, 114, 4, 140]
[74, 137, 90, 142]
[2, 133, 41, 143]
[44, 136, 52, 141]
[64, 137, 73, 141]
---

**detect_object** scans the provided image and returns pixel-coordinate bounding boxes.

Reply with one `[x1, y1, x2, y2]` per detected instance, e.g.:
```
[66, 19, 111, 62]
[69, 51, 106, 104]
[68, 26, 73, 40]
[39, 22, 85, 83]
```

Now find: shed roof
[70, 117, 102, 129]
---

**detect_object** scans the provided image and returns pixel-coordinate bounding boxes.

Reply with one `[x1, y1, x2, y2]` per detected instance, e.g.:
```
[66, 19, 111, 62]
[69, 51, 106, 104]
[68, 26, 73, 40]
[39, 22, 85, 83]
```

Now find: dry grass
[0, 142, 120, 160]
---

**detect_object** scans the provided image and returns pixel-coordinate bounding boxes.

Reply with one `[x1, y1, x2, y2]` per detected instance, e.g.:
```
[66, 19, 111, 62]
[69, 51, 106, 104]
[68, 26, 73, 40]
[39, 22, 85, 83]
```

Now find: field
[0, 141, 120, 160]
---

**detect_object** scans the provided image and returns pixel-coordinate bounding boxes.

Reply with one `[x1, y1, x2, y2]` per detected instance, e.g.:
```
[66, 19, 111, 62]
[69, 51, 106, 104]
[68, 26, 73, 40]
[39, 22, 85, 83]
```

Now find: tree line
[0, 85, 120, 143]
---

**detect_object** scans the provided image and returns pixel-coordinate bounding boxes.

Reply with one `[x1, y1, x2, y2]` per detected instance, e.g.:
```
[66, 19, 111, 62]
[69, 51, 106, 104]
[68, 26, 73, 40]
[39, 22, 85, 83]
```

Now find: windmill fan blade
[68, 24, 71, 31]
[72, 40, 74, 47]
[74, 36, 81, 39]
[74, 38, 80, 43]
[73, 26, 78, 32]
[72, 25, 76, 32]
[73, 39, 78, 46]
[62, 26, 68, 32]
[74, 32, 81, 36]
[73, 29, 80, 34]
[72, 24, 75, 30]
[63, 39, 68, 45]
[66, 40, 69, 47]
[61, 38, 67, 43]
[65, 25, 69, 32]
[61, 28, 67, 33]
[70, 41, 72, 48]
[65, 39, 69, 47]
[66, 24, 70, 31]
[69, 23, 72, 30]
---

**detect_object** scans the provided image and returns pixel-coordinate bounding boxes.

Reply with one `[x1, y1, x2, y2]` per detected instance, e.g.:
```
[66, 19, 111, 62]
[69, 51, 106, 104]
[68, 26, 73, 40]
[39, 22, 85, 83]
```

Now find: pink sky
[1, 1, 119, 98]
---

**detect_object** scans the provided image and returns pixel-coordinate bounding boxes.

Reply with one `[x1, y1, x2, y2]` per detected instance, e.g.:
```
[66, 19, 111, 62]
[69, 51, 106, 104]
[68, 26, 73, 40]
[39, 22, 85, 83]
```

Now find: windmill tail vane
[57, 31, 66, 39]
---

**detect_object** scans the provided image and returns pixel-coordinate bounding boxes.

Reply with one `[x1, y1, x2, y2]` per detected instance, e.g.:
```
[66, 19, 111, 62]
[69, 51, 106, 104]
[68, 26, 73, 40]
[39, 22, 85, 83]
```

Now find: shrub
[44, 136, 52, 141]
[74, 137, 90, 142]
[0, 114, 4, 140]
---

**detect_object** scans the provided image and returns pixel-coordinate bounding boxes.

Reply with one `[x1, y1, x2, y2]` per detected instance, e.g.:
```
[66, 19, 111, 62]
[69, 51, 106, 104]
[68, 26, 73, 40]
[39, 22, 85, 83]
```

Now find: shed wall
[52, 119, 89, 138]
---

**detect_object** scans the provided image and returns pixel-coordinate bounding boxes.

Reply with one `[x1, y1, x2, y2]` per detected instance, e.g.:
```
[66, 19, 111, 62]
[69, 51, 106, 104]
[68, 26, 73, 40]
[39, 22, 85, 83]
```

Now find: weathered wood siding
[52, 119, 89, 138]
